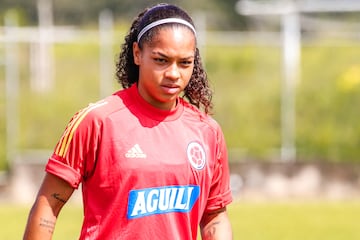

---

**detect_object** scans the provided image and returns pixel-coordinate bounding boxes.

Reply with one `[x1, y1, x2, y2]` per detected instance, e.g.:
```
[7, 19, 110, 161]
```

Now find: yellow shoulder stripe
[55, 101, 107, 158]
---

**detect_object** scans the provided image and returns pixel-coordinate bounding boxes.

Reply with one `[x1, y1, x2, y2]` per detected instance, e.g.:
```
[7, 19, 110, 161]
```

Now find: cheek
[185, 67, 195, 80]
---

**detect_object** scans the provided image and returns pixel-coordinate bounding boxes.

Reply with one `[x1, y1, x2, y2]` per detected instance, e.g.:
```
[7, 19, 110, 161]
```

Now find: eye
[154, 58, 167, 64]
[180, 60, 193, 67]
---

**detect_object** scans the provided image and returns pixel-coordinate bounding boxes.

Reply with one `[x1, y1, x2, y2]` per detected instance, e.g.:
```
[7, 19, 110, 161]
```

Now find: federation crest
[187, 142, 206, 170]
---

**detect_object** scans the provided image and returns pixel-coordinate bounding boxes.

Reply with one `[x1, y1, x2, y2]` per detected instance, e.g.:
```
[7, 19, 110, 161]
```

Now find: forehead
[146, 28, 196, 58]
[145, 26, 196, 52]
[143, 24, 196, 46]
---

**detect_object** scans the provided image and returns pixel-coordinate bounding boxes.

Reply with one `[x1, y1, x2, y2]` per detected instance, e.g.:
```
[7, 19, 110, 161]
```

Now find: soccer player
[23, 3, 233, 239]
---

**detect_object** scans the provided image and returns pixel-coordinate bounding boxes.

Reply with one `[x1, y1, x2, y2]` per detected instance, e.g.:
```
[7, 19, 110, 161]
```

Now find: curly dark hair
[115, 3, 213, 114]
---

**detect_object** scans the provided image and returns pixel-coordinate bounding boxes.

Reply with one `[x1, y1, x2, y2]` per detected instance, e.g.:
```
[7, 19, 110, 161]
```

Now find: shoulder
[70, 89, 128, 127]
[181, 99, 222, 133]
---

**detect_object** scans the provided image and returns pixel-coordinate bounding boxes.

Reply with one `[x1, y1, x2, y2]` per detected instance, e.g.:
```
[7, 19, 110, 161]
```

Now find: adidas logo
[125, 144, 147, 158]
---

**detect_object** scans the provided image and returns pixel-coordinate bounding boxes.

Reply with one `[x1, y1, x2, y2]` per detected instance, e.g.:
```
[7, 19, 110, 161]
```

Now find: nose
[165, 63, 180, 80]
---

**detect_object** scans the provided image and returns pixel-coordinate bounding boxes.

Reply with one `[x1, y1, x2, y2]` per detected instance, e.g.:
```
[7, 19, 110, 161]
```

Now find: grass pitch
[1, 200, 360, 239]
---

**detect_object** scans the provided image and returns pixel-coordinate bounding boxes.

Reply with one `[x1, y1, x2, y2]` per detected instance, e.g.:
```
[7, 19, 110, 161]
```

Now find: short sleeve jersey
[46, 84, 232, 239]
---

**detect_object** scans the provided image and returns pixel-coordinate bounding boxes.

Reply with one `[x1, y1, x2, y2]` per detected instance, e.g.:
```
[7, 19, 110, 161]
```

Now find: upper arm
[35, 173, 75, 215]
[200, 207, 232, 240]
[28, 172, 75, 223]
[37, 173, 74, 211]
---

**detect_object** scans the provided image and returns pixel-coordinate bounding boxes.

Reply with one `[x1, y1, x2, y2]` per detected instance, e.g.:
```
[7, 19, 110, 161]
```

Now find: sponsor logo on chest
[127, 185, 200, 219]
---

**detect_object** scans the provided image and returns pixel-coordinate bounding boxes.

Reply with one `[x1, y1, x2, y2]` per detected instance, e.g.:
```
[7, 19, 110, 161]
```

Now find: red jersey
[46, 84, 232, 239]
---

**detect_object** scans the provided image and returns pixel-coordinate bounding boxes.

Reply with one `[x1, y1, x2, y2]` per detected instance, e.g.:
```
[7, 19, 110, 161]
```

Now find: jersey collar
[129, 84, 184, 121]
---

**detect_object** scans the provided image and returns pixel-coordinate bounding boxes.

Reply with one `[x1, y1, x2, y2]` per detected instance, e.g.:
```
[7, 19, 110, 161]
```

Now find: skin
[133, 27, 195, 111]
[134, 28, 233, 239]
[23, 173, 74, 240]
[200, 207, 233, 240]
[23, 26, 232, 240]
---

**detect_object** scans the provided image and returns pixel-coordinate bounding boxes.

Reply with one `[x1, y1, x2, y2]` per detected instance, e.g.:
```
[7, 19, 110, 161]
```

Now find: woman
[24, 3, 232, 239]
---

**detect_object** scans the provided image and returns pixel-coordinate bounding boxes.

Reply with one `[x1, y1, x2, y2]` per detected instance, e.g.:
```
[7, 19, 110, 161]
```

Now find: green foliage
[0, 70, 5, 170]
[206, 45, 282, 159]
[1, 33, 360, 169]
[17, 42, 103, 150]
[297, 45, 360, 162]
[206, 43, 360, 162]
[0, 0, 246, 29]
[0, 1, 36, 26]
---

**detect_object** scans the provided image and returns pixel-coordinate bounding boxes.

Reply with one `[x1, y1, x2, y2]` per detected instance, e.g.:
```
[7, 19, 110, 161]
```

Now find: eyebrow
[152, 51, 195, 60]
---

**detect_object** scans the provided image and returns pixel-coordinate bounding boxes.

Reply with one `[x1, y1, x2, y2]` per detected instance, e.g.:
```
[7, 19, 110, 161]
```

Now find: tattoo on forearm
[203, 221, 220, 240]
[39, 217, 55, 234]
[51, 193, 67, 203]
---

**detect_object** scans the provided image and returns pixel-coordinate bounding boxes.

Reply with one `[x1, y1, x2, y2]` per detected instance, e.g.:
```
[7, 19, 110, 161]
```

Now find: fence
[1, 10, 360, 171]
[1, 9, 360, 202]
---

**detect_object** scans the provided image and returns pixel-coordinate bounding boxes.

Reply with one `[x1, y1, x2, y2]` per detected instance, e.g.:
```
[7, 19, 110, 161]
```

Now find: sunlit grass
[2, 200, 360, 239]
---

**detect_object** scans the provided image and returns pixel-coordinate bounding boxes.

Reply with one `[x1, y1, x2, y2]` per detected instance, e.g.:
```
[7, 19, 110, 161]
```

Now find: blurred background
[1, 0, 360, 238]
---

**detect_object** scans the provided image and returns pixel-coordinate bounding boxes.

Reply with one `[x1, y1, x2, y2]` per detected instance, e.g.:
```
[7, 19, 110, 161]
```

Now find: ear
[133, 42, 141, 66]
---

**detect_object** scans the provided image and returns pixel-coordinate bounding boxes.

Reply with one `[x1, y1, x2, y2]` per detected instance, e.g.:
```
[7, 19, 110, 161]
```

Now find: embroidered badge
[187, 141, 206, 170]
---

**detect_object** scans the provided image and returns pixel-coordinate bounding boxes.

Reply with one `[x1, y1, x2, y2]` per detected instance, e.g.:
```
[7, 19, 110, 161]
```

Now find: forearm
[200, 208, 232, 240]
[23, 173, 74, 240]
[23, 196, 58, 240]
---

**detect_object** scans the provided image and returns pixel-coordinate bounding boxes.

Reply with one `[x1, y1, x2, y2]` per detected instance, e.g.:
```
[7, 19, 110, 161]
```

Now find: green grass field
[1, 200, 360, 239]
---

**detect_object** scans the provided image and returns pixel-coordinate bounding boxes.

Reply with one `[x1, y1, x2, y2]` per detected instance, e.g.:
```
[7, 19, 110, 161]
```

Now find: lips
[161, 84, 180, 94]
